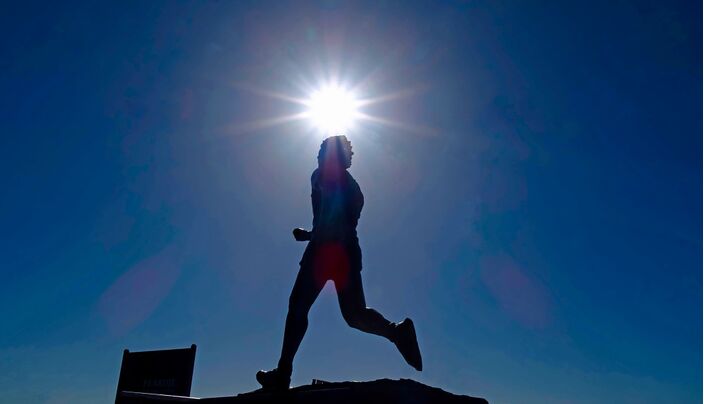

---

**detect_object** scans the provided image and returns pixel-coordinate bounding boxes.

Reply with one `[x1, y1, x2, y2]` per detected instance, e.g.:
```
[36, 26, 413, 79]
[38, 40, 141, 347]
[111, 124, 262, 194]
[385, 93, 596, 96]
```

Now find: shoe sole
[256, 371, 290, 391]
[398, 318, 423, 371]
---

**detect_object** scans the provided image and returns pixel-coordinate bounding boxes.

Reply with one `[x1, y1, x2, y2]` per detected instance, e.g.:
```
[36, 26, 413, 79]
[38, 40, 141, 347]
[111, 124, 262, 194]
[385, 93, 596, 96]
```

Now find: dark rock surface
[120, 378, 488, 403]
[228, 378, 488, 404]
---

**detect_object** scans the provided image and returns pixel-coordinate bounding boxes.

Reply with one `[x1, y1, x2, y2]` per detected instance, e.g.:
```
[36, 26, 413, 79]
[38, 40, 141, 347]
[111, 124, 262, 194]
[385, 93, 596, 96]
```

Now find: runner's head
[318, 135, 353, 170]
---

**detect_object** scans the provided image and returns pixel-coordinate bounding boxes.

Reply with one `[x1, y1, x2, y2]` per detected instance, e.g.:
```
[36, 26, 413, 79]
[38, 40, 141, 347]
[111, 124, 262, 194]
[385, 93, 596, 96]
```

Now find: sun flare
[227, 73, 430, 138]
[305, 86, 360, 134]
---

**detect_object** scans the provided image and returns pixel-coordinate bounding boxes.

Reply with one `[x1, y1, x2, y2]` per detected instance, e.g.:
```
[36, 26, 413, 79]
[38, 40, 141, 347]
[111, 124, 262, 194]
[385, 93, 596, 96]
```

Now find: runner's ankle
[276, 362, 293, 376]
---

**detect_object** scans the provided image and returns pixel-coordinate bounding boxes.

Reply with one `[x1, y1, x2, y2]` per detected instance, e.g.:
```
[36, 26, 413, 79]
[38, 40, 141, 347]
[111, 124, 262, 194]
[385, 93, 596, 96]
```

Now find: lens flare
[305, 86, 359, 134]
[226, 75, 433, 138]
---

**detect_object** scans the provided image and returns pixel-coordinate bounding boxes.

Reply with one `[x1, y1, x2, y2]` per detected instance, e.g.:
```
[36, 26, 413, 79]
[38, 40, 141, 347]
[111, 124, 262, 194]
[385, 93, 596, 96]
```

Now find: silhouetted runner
[256, 135, 422, 390]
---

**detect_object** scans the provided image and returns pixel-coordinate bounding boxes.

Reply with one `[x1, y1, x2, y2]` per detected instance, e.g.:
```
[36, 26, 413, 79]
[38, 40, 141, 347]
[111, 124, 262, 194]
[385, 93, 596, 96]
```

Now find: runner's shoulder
[311, 168, 320, 184]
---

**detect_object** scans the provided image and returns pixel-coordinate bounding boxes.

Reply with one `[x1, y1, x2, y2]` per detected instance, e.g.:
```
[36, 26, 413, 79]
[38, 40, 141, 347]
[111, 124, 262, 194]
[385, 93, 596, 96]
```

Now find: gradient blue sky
[1, 1, 701, 403]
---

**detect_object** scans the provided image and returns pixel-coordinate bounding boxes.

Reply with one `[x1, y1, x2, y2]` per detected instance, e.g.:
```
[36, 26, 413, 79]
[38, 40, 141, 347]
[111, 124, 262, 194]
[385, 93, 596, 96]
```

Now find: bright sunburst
[304, 86, 360, 134]
[227, 69, 432, 139]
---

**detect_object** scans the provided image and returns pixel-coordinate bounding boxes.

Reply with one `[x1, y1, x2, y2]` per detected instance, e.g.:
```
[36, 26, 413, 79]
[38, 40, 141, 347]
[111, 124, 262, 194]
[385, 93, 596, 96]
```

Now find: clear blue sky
[1, 1, 701, 403]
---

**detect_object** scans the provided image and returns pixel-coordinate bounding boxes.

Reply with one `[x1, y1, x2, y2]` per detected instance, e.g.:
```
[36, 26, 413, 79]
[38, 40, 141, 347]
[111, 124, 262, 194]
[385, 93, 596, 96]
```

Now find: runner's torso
[310, 168, 363, 243]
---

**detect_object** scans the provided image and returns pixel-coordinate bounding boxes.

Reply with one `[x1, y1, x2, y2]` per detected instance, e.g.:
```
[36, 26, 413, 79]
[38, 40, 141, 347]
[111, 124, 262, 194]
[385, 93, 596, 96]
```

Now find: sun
[226, 73, 431, 138]
[304, 86, 360, 134]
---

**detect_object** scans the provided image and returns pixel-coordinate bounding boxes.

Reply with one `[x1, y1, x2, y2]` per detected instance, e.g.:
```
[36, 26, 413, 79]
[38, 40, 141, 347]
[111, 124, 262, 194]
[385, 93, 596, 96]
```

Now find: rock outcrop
[120, 378, 488, 403]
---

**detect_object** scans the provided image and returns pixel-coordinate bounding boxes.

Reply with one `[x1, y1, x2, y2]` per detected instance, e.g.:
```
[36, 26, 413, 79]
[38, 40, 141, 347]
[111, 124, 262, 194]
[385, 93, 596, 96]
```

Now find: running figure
[256, 135, 422, 390]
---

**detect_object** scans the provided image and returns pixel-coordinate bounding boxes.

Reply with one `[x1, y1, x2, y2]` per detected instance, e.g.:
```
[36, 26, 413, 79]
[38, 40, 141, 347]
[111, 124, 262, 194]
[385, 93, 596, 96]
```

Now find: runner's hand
[292, 228, 311, 241]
